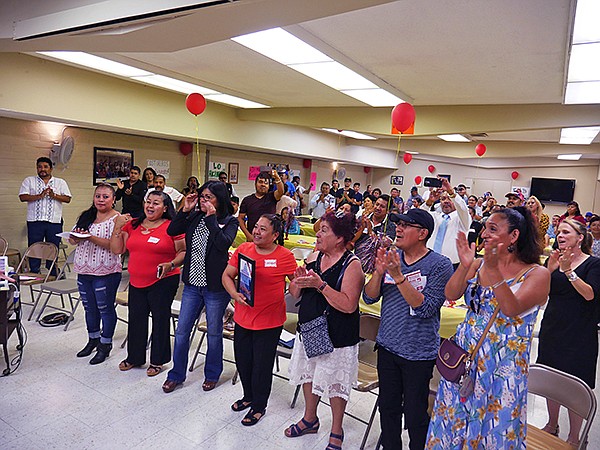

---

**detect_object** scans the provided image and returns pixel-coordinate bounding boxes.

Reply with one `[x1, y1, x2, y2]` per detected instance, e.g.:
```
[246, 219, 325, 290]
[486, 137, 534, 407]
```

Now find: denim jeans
[77, 272, 121, 344]
[167, 284, 231, 383]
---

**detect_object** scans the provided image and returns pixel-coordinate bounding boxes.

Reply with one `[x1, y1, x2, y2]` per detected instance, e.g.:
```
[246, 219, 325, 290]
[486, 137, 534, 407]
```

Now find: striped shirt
[363, 249, 453, 361]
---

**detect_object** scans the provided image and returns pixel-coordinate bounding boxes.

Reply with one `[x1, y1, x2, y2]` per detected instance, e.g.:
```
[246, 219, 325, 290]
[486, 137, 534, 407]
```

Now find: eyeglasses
[199, 194, 215, 201]
[396, 221, 424, 230]
[219, 177, 227, 181]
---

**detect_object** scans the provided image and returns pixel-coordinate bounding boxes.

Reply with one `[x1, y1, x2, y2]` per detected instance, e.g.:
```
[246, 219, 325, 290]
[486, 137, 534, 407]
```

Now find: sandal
[231, 399, 252, 412]
[146, 364, 163, 377]
[284, 417, 320, 437]
[241, 408, 266, 426]
[541, 423, 559, 436]
[326, 430, 344, 450]
[119, 360, 137, 371]
[202, 380, 218, 391]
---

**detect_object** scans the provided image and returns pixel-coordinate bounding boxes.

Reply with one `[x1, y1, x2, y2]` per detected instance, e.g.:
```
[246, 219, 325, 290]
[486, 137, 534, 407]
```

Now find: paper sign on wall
[248, 166, 261, 180]
[310, 172, 317, 191]
[147, 159, 170, 179]
[208, 162, 226, 179]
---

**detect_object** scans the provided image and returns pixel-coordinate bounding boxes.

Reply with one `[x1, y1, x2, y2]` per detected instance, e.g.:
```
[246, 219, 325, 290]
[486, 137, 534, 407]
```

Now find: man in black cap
[336, 177, 355, 207]
[364, 208, 453, 450]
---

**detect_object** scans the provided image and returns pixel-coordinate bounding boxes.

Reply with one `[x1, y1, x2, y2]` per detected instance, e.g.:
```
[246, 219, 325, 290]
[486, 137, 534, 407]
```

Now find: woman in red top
[110, 191, 185, 377]
[222, 214, 297, 426]
[559, 201, 586, 226]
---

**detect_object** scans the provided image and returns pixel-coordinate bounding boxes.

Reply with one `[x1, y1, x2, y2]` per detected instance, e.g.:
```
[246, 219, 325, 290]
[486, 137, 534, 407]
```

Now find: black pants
[127, 275, 179, 366]
[233, 323, 282, 411]
[377, 347, 435, 450]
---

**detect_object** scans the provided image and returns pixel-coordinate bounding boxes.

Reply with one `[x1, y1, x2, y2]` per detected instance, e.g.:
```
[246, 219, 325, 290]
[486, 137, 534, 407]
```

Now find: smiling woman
[69, 183, 122, 365]
[109, 191, 186, 378]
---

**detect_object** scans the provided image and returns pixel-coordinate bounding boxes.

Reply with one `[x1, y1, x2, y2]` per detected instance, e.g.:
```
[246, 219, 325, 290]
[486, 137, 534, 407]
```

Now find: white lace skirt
[288, 333, 359, 401]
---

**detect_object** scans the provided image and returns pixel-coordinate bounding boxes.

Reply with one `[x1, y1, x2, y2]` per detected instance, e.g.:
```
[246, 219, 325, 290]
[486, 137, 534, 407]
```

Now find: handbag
[436, 305, 500, 392]
[298, 310, 334, 358]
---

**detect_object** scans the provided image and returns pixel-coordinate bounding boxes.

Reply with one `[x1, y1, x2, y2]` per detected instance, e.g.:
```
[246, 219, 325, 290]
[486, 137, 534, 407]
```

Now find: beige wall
[371, 158, 600, 217]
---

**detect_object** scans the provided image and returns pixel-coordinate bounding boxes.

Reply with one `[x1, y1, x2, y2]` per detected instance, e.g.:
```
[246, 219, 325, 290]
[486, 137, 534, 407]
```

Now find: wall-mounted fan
[50, 131, 75, 168]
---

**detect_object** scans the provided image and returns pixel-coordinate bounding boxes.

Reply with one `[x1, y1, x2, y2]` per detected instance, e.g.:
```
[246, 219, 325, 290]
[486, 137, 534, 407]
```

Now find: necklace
[140, 219, 165, 234]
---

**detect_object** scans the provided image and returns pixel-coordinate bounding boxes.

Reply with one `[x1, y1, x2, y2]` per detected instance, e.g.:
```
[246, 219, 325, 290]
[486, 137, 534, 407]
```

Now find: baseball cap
[505, 192, 519, 198]
[390, 208, 434, 237]
[344, 177, 352, 182]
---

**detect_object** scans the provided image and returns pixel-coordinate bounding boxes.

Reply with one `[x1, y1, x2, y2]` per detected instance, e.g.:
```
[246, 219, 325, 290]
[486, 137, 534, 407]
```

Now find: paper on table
[279, 329, 296, 348]
[56, 231, 91, 239]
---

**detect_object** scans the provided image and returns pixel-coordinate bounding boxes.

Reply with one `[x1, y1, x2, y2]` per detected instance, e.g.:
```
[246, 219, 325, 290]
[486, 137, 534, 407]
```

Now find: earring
[507, 244, 515, 253]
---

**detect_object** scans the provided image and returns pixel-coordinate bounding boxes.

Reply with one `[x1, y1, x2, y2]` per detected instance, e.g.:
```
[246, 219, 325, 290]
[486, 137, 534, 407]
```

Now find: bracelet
[396, 276, 406, 285]
[491, 279, 506, 289]
[567, 271, 578, 282]
[317, 281, 328, 293]
[448, 192, 457, 198]
[170, 261, 175, 270]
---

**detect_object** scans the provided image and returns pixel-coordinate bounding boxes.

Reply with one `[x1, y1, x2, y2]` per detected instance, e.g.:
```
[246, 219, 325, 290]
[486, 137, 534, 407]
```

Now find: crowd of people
[16, 156, 600, 449]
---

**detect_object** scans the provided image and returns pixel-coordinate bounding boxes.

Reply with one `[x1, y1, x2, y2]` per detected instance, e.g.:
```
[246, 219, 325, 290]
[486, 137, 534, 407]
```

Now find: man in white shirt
[145, 174, 184, 208]
[19, 157, 72, 274]
[421, 177, 470, 268]
[309, 182, 336, 220]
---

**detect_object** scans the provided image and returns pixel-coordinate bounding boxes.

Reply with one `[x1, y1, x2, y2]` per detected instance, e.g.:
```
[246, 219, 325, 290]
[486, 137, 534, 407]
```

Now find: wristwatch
[567, 271, 578, 282]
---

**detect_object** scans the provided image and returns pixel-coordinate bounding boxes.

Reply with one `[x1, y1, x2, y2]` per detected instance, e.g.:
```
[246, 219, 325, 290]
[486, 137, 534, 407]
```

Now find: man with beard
[19, 157, 71, 274]
[238, 170, 284, 241]
[115, 165, 146, 218]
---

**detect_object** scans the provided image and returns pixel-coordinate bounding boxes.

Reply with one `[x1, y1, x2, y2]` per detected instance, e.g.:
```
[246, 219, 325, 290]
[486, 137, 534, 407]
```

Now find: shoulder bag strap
[468, 264, 537, 360]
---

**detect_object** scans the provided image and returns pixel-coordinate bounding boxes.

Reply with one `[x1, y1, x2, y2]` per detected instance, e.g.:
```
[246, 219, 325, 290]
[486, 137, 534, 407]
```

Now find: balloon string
[395, 135, 401, 163]
[195, 117, 201, 181]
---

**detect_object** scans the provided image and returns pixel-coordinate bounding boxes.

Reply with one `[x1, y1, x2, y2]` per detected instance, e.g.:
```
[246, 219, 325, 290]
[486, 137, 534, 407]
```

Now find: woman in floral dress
[426, 207, 550, 449]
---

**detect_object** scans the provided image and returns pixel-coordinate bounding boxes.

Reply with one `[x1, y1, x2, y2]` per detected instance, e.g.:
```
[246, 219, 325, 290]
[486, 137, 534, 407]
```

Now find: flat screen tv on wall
[529, 177, 575, 204]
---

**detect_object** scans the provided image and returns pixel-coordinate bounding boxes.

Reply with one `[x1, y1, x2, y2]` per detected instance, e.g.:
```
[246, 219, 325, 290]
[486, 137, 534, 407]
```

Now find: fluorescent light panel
[559, 126, 600, 145]
[321, 128, 376, 140]
[557, 154, 582, 160]
[231, 28, 331, 65]
[37, 51, 268, 108]
[437, 134, 471, 142]
[38, 51, 151, 77]
[232, 27, 406, 106]
[564, 0, 600, 104]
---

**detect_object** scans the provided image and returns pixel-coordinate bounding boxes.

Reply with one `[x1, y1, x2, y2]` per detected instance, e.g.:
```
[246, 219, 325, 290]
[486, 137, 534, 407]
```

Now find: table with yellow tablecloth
[300, 223, 316, 236]
[359, 298, 467, 339]
[232, 230, 316, 251]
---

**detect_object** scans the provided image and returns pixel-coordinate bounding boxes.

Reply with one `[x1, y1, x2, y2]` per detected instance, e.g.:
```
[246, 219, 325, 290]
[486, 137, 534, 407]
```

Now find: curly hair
[320, 211, 358, 245]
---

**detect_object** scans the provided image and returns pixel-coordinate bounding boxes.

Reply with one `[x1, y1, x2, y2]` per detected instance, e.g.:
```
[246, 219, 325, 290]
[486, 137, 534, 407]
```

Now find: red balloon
[185, 93, 206, 116]
[303, 159, 312, 169]
[179, 142, 193, 156]
[511, 171, 519, 180]
[414, 176, 422, 185]
[427, 165, 435, 174]
[403, 153, 413, 164]
[475, 143, 487, 157]
[364, 166, 371, 174]
[391, 103, 416, 133]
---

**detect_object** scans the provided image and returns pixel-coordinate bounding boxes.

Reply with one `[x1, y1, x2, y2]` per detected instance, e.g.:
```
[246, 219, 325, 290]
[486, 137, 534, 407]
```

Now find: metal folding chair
[14, 242, 59, 313]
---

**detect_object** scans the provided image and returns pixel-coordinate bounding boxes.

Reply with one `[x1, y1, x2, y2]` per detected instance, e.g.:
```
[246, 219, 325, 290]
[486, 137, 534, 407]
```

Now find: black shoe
[77, 338, 99, 357]
[90, 343, 112, 365]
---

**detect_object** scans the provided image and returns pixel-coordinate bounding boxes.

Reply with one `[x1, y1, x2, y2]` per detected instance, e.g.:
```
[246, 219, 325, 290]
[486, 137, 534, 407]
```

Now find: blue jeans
[77, 273, 121, 344]
[167, 284, 231, 383]
[27, 221, 63, 274]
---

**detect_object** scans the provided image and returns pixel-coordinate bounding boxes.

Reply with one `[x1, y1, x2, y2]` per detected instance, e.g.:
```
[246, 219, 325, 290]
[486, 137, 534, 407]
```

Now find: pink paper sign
[310, 172, 317, 190]
[248, 166, 261, 181]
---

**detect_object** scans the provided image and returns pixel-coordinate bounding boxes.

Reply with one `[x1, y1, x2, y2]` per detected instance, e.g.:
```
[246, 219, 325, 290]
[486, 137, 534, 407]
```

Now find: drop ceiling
[0, 0, 599, 160]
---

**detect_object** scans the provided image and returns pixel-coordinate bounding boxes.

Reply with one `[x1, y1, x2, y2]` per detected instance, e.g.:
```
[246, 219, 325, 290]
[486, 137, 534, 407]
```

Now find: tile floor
[1, 290, 599, 449]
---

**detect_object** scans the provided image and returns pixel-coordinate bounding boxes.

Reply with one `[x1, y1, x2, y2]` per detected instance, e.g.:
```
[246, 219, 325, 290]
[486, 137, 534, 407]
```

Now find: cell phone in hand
[424, 177, 443, 188]
[156, 266, 163, 278]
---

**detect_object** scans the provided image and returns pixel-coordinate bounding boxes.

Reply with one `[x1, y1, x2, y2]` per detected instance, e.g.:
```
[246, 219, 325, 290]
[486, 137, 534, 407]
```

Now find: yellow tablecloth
[359, 298, 467, 339]
[232, 230, 316, 251]
[300, 223, 316, 236]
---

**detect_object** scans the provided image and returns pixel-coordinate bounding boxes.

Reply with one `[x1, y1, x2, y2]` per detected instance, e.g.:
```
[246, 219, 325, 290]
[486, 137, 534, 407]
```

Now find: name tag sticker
[384, 273, 395, 284]
[148, 236, 160, 244]
[264, 259, 277, 268]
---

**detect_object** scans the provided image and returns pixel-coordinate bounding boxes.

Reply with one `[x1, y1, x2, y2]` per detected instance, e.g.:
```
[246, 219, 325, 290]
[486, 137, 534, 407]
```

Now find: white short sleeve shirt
[19, 176, 71, 223]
